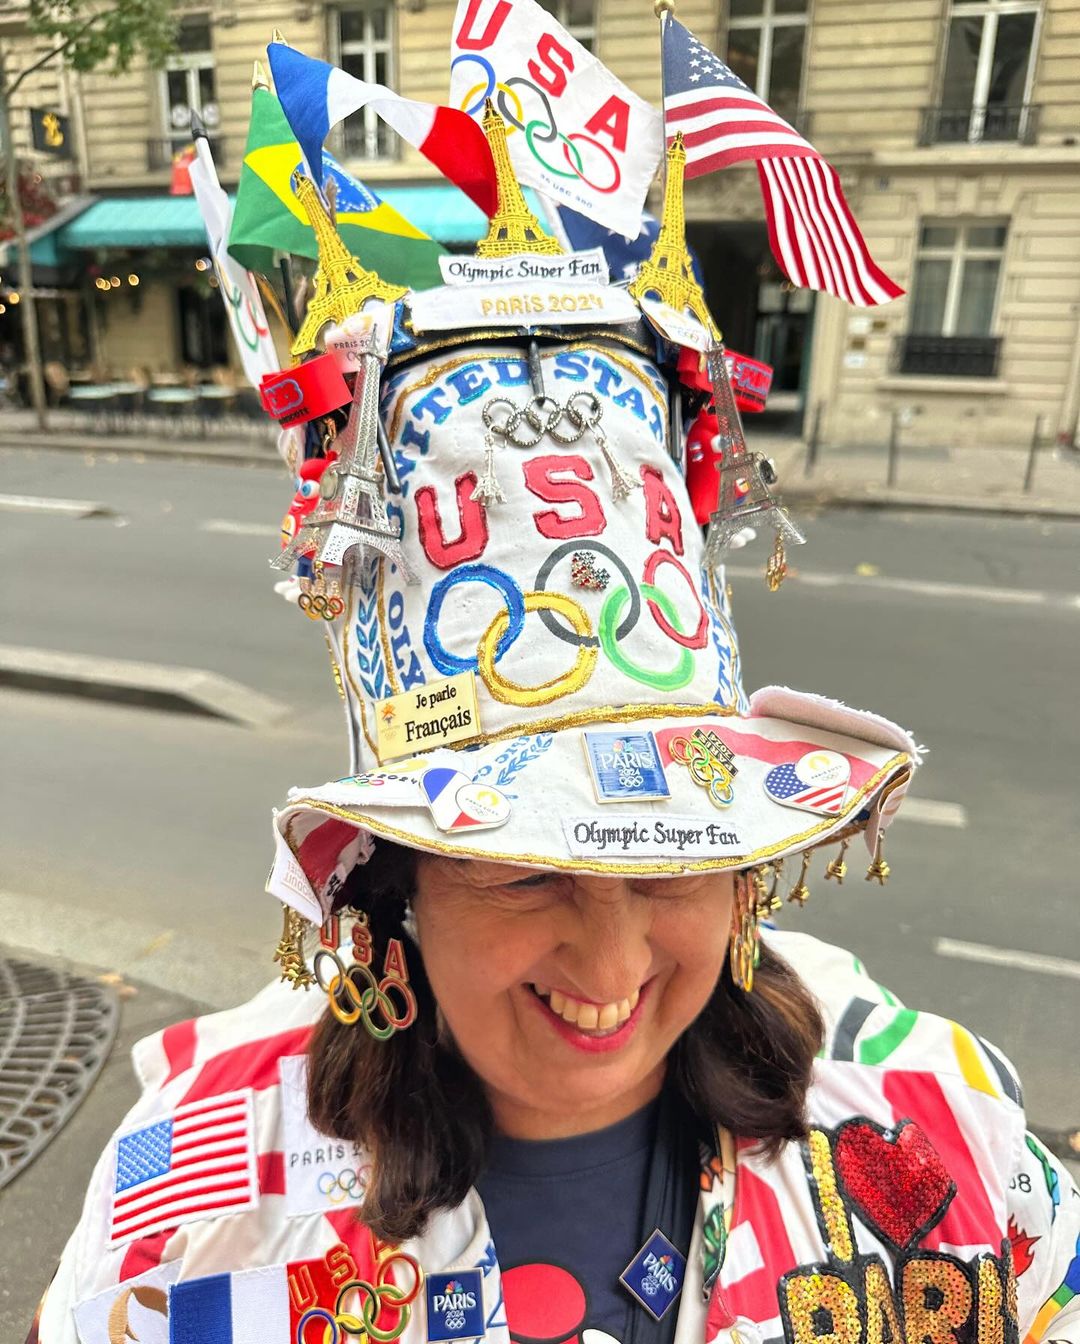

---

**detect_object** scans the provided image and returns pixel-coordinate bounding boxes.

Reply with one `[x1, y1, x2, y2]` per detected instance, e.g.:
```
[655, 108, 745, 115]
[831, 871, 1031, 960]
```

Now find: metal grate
[0, 952, 119, 1191]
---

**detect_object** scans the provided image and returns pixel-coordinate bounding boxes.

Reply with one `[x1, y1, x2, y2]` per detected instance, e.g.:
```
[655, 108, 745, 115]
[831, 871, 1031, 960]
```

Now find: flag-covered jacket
[35, 931, 1080, 1344]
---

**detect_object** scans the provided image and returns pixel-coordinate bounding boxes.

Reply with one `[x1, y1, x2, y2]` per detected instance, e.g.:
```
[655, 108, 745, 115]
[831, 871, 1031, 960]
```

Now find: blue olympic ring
[297, 1307, 341, 1343]
[425, 563, 526, 676]
[451, 54, 496, 116]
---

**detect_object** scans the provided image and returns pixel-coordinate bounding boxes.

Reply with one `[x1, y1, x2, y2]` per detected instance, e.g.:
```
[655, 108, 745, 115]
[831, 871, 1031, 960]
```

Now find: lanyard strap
[625, 1087, 705, 1344]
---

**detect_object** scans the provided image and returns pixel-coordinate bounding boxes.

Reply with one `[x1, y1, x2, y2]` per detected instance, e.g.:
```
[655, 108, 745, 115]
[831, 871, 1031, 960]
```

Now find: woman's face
[413, 858, 735, 1139]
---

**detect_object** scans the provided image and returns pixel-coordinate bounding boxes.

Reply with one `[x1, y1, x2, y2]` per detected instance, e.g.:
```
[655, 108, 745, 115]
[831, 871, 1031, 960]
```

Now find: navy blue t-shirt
[476, 1100, 658, 1344]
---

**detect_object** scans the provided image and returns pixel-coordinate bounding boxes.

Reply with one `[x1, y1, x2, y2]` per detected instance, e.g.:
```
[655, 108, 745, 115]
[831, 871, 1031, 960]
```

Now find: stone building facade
[2, 0, 1077, 447]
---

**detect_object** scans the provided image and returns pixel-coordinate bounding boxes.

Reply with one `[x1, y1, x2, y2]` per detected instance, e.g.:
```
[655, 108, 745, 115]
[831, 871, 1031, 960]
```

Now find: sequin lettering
[522, 455, 607, 539]
[415, 473, 489, 569]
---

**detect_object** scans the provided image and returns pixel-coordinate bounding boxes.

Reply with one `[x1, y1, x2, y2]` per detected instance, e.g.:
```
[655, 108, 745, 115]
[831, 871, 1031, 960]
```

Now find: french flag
[169, 1255, 355, 1344]
[267, 42, 497, 217]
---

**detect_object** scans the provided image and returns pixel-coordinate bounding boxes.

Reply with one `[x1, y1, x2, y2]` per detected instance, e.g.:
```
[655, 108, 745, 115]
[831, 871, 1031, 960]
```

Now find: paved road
[1, 447, 1078, 1138]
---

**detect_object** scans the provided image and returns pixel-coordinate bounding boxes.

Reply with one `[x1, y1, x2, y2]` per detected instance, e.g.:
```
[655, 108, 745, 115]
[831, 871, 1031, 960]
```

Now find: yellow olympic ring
[461, 79, 524, 132]
[476, 591, 597, 708]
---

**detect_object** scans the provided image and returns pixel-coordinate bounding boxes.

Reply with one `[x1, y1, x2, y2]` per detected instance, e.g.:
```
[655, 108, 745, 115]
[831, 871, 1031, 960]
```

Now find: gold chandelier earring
[729, 870, 761, 993]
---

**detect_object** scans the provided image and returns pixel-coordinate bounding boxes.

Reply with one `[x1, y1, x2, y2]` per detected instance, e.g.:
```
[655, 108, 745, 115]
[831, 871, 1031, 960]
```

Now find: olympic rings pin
[313, 919, 417, 1037]
[298, 574, 345, 622]
[668, 729, 739, 808]
[296, 1245, 422, 1344]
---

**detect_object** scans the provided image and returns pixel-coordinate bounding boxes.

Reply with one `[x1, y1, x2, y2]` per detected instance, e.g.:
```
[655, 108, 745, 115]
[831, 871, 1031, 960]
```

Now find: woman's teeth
[532, 984, 640, 1032]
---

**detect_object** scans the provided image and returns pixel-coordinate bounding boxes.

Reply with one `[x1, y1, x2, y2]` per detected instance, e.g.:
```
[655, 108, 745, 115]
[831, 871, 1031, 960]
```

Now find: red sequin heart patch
[833, 1118, 956, 1251]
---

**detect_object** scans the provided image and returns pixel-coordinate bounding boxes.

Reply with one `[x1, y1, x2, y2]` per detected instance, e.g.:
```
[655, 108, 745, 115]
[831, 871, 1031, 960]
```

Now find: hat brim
[269, 687, 916, 923]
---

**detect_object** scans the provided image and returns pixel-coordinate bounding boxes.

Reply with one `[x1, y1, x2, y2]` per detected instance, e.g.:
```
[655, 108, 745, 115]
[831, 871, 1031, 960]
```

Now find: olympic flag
[450, 0, 663, 238]
[188, 136, 280, 387]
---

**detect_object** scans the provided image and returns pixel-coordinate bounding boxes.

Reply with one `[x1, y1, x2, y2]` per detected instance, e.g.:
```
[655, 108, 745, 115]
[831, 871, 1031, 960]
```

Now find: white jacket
[37, 931, 1080, 1344]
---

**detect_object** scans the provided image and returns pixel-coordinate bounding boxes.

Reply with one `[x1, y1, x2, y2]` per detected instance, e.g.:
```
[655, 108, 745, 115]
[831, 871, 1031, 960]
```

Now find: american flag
[108, 1090, 257, 1246]
[763, 761, 849, 815]
[662, 17, 903, 308]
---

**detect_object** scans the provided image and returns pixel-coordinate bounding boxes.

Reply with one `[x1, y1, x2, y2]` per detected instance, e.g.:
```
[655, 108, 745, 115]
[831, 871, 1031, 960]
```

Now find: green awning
[53, 185, 545, 253]
[58, 196, 216, 250]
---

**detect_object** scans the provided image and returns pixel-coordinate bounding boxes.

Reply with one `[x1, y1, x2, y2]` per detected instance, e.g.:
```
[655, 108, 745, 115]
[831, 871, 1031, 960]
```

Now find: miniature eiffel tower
[476, 101, 563, 258]
[702, 342, 805, 589]
[272, 322, 412, 580]
[629, 134, 718, 341]
[290, 171, 407, 357]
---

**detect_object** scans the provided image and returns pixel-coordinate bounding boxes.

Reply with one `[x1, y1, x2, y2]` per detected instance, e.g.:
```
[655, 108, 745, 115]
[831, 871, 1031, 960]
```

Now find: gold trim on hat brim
[284, 752, 911, 877]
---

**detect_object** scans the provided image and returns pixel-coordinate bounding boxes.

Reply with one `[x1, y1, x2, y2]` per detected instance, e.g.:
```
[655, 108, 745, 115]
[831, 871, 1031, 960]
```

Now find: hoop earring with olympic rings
[312, 916, 417, 1037]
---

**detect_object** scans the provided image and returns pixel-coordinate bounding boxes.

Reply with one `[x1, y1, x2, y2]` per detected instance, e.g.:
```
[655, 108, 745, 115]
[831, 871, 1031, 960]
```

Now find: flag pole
[655, 0, 674, 194]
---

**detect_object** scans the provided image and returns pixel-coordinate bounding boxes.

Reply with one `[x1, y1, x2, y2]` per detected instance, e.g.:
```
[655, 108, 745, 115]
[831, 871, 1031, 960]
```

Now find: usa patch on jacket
[108, 1090, 258, 1245]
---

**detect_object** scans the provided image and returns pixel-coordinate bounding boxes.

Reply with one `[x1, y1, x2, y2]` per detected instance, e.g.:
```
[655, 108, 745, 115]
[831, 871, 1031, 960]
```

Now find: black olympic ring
[498, 76, 557, 142]
[534, 540, 641, 649]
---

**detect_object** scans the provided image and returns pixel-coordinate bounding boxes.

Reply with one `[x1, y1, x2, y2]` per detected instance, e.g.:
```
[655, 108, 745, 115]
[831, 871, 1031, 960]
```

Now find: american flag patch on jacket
[108, 1090, 258, 1245]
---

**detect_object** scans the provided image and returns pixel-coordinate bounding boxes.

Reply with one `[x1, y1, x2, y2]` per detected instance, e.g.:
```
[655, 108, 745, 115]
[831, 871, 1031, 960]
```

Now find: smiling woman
[307, 840, 823, 1246]
[31, 58, 1080, 1344]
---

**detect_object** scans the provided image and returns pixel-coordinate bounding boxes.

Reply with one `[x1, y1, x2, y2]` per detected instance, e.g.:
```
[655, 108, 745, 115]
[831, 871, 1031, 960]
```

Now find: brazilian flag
[228, 87, 445, 289]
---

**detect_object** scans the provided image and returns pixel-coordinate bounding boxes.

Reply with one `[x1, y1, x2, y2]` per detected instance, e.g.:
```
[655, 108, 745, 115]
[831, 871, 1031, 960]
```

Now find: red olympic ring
[642, 549, 709, 649]
[563, 133, 622, 194]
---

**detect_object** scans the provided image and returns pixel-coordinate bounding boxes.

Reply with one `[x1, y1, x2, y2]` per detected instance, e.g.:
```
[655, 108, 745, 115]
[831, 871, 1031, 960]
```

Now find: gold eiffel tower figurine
[290, 171, 407, 356]
[629, 133, 718, 341]
[476, 101, 563, 259]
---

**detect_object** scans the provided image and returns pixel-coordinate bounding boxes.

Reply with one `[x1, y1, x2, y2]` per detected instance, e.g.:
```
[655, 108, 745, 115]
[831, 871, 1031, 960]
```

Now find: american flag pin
[763, 751, 851, 816]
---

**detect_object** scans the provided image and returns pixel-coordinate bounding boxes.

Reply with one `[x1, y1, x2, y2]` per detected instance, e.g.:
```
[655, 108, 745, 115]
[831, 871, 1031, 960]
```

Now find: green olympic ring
[598, 584, 695, 691]
[525, 117, 584, 180]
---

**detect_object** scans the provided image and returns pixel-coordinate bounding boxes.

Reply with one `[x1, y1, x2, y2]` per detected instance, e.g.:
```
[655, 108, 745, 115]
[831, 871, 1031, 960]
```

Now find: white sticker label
[280, 1055, 370, 1217]
[439, 248, 609, 287]
[638, 294, 713, 351]
[266, 820, 321, 924]
[75, 1262, 180, 1344]
[563, 816, 745, 860]
[409, 283, 640, 332]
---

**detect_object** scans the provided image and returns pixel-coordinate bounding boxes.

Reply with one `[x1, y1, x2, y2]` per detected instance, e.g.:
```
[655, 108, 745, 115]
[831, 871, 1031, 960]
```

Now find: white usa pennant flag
[451, 0, 662, 238]
[107, 1090, 258, 1245]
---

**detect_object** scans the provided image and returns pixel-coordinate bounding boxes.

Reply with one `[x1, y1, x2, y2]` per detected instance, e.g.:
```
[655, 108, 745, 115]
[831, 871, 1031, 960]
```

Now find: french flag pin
[422, 767, 511, 833]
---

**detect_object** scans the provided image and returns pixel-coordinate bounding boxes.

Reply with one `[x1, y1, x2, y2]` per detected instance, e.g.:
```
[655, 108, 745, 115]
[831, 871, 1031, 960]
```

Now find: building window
[331, 6, 395, 159]
[726, 0, 809, 127]
[930, 0, 1040, 143]
[900, 221, 1006, 376]
[536, 0, 596, 52]
[160, 15, 217, 152]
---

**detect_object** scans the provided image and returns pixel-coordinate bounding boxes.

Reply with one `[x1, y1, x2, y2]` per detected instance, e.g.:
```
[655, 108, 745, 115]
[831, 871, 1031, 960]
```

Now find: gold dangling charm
[824, 838, 850, 884]
[764, 859, 785, 914]
[729, 870, 761, 993]
[865, 838, 891, 885]
[273, 904, 314, 989]
[788, 850, 812, 905]
[765, 529, 787, 592]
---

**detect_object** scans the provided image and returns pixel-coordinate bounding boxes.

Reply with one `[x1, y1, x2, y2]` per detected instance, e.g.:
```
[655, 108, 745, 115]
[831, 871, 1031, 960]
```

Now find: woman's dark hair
[307, 838, 824, 1242]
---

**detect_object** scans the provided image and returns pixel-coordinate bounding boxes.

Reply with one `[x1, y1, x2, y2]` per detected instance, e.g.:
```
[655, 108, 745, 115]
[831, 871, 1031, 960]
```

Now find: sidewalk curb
[781, 484, 1080, 521]
[0, 431, 283, 470]
[0, 644, 291, 728]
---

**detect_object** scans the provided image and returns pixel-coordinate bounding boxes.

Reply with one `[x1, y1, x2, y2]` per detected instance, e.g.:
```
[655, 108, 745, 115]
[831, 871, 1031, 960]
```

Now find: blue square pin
[620, 1229, 687, 1321]
[425, 1268, 485, 1342]
[583, 730, 671, 803]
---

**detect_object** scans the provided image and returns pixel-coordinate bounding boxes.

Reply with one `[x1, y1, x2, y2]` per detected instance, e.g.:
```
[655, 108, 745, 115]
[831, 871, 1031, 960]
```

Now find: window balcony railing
[894, 334, 1003, 378]
[918, 103, 1040, 147]
[146, 137, 225, 171]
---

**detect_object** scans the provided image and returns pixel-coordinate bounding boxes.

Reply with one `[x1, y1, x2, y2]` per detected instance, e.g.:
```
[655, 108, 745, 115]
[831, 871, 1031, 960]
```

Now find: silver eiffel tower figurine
[272, 321, 413, 581]
[701, 342, 804, 590]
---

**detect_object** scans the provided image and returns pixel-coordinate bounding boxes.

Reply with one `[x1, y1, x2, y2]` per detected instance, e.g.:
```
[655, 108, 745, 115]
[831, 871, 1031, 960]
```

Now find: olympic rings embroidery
[668, 728, 738, 808]
[295, 1244, 422, 1344]
[451, 54, 621, 194]
[423, 546, 708, 705]
[317, 1164, 372, 1204]
[483, 392, 604, 449]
